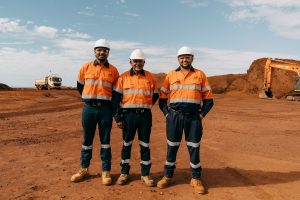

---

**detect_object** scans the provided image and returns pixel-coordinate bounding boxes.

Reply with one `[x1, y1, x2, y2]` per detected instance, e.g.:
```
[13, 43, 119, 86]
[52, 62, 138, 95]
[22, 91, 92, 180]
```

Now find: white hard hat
[130, 49, 145, 60]
[94, 39, 110, 49]
[177, 46, 193, 56]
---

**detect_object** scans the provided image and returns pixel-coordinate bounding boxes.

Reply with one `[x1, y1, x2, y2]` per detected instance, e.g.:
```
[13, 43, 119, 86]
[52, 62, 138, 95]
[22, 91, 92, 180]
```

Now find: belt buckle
[136, 109, 144, 113]
[96, 101, 102, 107]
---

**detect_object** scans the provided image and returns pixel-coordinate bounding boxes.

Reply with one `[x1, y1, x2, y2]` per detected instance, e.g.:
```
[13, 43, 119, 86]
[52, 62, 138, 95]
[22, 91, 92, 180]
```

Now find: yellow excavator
[259, 58, 300, 101]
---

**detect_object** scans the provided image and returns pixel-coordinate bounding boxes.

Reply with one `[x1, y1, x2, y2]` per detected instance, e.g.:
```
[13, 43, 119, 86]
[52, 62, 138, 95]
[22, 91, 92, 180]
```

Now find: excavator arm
[259, 58, 300, 99]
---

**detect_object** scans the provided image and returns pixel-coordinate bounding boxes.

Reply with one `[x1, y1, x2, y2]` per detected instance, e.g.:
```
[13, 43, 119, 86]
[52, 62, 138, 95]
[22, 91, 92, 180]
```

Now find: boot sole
[141, 179, 155, 187]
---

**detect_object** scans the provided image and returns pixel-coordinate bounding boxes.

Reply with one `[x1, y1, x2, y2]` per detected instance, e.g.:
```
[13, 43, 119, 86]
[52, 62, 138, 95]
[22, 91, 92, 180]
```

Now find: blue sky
[1, 0, 300, 87]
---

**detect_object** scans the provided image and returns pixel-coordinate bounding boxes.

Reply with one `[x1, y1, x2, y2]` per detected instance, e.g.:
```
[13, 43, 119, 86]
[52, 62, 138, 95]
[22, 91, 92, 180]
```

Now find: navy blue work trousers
[164, 109, 203, 179]
[80, 104, 112, 171]
[120, 109, 152, 176]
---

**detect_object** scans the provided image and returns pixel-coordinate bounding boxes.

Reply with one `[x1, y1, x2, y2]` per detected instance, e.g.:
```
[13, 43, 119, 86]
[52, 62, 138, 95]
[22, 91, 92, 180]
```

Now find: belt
[123, 108, 149, 114]
[171, 108, 198, 116]
[84, 100, 110, 107]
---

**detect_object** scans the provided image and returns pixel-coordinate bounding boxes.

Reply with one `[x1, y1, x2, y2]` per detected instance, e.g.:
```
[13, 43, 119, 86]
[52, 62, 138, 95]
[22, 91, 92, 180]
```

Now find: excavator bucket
[258, 89, 273, 99]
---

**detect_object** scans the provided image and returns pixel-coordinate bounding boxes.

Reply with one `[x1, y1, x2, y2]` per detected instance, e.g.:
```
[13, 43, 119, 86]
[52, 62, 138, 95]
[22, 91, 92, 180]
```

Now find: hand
[117, 121, 125, 129]
[199, 114, 204, 119]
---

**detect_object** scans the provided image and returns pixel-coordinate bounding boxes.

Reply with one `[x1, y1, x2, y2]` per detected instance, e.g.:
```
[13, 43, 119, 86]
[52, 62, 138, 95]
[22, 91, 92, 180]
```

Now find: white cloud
[124, 12, 140, 17]
[0, 41, 34, 45]
[180, 0, 208, 8]
[227, 0, 300, 39]
[77, 11, 95, 17]
[117, 0, 126, 4]
[77, 5, 95, 16]
[42, 46, 49, 51]
[34, 25, 58, 38]
[62, 28, 91, 39]
[0, 18, 24, 33]
[109, 40, 142, 50]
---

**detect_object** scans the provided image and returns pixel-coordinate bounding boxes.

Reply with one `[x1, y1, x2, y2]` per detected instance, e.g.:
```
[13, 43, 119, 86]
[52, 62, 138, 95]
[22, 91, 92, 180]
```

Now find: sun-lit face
[130, 59, 145, 71]
[178, 54, 193, 68]
[94, 47, 109, 61]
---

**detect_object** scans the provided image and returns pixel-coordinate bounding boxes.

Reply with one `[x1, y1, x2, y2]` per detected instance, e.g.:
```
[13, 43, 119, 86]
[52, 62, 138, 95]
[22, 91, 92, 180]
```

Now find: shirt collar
[130, 67, 145, 76]
[93, 59, 109, 68]
[176, 65, 195, 72]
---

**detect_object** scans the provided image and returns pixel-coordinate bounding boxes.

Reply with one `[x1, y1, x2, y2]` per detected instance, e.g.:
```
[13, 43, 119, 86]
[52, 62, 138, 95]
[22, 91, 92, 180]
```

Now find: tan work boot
[70, 168, 89, 182]
[157, 176, 171, 189]
[117, 174, 128, 185]
[190, 178, 205, 194]
[102, 171, 112, 186]
[141, 176, 155, 187]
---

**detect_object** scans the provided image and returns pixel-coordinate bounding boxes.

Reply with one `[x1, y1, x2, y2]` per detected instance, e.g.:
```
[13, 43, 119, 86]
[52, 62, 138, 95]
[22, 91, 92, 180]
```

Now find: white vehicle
[35, 74, 62, 90]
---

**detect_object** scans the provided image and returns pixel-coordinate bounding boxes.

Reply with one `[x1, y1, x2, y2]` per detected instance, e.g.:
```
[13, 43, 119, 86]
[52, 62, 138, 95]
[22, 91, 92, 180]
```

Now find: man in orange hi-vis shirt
[112, 49, 159, 187]
[71, 39, 119, 186]
[157, 46, 214, 194]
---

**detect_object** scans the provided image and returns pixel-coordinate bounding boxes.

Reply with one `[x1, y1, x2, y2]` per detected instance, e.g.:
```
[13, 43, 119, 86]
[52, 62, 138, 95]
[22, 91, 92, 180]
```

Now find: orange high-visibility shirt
[77, 61, 119, 101]
[114, 69, 158, 109]
[160, 67, 213, 104]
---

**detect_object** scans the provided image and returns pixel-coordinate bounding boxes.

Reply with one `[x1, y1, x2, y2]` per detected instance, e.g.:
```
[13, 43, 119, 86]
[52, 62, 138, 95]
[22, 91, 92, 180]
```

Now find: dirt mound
[224, 58, 299, 98]
[0, 83, 11, 90]
[208, 74, 246, 94]
[153, 73, 166, 87]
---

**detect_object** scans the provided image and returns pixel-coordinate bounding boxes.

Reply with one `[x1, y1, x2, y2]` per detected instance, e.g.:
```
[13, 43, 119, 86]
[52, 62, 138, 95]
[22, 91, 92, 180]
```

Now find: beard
[97, 55, 107, 61]
[134, 66, 143, 71]
[181, 64, 191, 69]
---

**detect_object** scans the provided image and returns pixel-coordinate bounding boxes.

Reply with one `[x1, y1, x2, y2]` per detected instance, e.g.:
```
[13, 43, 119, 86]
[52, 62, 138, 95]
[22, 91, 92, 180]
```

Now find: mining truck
[259, 58, 300, 101]
[35, 74, 62, 90]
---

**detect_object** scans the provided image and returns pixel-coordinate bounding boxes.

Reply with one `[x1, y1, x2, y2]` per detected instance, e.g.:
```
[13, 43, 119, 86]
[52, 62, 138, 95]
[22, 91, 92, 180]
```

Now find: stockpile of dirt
[153, 73, 166, 87]
[208, 74, 246, 94]
[0, 83, 11, 90]
[224, 58, 299, 98]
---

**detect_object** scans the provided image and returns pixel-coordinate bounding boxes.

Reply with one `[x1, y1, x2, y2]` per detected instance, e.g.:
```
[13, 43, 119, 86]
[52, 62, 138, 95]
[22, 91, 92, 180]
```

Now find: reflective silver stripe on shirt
[122, 159, 130, 164]
[85, 80, 113, 88]
[121, 104, 152, 109]
[167, 140, 180, 146]
[190, 162, 201, 169]
[113, 87, 123, 94]
[77, 80, 84, 85]
[165, 161, 176, 166]
[186, 141, 200, 148]
[170, 84, 202, 91]
[123, 140, 133, 147]
[101, 144, 111, 149]
[140, 160, 151, 165]
[123, 89, 152, 96]
[170, 98, 200, 104]
[139, 141, 149, 147]
[82, 145, 92, 150]
[81, 94, 112, 100]
[202, 86, 212, 92]
[160, 87, 169, 93]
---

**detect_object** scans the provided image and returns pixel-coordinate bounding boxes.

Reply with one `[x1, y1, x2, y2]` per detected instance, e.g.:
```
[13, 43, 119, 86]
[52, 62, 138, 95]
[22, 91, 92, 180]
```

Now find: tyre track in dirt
[0, 102, 82, 118]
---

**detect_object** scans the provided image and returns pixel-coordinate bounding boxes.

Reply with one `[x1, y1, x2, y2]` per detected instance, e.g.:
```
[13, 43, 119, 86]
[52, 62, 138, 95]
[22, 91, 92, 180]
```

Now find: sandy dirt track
[0, 90, 300, 200]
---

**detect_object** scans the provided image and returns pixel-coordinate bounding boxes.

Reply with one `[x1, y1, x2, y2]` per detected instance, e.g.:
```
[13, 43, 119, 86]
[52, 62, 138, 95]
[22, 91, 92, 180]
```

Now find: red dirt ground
[1, 58, 300, 200]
